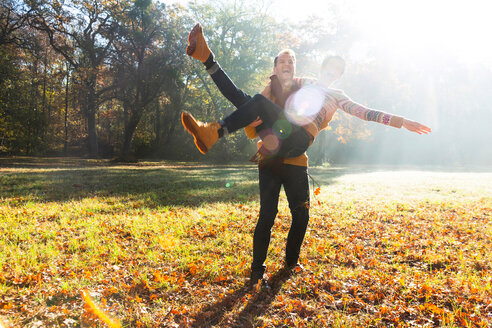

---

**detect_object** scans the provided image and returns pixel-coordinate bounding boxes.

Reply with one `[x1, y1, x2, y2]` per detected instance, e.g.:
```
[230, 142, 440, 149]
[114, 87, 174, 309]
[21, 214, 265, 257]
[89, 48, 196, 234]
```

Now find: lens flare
[284, 85, 325, 126]
[273, 119, 293, 139]
[263, 132, 280, 152]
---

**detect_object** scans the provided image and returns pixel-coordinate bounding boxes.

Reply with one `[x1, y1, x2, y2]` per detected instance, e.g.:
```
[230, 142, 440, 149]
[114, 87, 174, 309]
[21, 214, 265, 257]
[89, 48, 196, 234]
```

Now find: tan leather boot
[186, 23, 212, 63]
[181, 112, 220, 154]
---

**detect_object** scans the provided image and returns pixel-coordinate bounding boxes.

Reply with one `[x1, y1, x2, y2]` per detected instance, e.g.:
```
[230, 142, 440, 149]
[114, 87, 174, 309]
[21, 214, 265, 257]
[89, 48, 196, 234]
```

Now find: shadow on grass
[0, 157, 344, 207]
[191, 268, 294, 328]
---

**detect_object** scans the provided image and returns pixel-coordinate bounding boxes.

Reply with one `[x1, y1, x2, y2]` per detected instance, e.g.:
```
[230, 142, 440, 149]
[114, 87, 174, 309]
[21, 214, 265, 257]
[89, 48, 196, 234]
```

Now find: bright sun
[349, 0, 492, 63]
[270, 0, 492, 64]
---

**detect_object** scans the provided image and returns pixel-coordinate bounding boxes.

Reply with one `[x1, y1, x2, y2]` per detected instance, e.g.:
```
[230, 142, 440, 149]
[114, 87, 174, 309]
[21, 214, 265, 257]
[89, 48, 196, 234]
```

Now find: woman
[182, 55, 431, 158]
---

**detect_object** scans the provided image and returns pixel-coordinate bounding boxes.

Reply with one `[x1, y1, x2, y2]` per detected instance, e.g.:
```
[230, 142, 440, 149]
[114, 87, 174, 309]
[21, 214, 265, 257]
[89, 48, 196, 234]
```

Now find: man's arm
[243, 84, 271, 139]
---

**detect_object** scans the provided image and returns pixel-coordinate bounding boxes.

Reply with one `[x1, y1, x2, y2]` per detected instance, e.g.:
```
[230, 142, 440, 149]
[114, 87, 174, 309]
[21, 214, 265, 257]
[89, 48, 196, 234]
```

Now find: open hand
[249, 116, 263, 128]
[402, 119, 432, 134]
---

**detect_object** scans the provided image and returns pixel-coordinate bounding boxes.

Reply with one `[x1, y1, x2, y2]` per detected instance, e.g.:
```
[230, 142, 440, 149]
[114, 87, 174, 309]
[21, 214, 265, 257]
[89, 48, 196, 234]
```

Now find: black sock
[217, 120, 228, 138]
[204, 53, 215, 70]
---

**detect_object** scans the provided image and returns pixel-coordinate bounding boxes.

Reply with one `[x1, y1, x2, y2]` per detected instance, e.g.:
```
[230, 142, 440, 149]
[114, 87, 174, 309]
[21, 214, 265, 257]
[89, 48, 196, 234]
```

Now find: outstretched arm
[335, 91, 431, 133]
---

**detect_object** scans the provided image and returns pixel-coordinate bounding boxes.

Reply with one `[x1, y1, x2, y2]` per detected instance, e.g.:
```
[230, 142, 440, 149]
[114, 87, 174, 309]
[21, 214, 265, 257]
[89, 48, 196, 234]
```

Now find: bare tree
[29, 0, 120, 157]
[112, 1, 185, 159]
[0, 0, 32, 47]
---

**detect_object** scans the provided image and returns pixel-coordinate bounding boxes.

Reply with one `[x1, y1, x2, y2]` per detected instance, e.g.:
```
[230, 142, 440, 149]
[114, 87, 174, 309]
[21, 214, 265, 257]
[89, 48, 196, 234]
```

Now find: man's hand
[248, 116, 263, 128]
[402, 119, 432, 134]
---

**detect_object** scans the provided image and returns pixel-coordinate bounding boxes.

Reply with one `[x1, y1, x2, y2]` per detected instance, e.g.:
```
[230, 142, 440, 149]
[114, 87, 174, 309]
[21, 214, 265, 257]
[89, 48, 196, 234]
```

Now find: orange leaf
[380, 306, 389, 315]
[153, 271, 163, 283]
[314, 187, 321, 196]
[216, 274, 227, 282]
[189, 264, 198, 276]
[2, 302, 13, 310]
[81, 289, 121, 328]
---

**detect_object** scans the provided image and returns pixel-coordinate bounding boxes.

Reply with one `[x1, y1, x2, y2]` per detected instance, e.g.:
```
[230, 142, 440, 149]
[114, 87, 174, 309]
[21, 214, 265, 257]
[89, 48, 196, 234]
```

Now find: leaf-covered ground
[0, 157, 491, 327]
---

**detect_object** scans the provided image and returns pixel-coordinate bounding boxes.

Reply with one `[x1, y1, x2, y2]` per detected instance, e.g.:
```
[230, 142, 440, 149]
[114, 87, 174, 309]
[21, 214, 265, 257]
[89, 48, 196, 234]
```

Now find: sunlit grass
[0, 158, 490, 327]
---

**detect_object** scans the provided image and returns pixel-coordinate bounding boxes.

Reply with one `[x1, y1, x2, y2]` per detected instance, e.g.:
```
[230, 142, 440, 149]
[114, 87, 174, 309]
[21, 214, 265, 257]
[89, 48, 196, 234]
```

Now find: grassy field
[0, 157, 491, 327]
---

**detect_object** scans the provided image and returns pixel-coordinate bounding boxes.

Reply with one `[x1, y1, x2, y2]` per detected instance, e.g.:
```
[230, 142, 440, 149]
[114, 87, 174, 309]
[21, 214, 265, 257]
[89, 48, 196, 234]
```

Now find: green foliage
[3, 0, 491, 165]
[0, 0, 365, 162]
[0, 45, 48, 154]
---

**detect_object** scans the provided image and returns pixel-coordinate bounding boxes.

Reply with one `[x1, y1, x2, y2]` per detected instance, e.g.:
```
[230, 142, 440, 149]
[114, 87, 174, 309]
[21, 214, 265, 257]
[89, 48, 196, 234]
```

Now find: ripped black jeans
[252, 163, 310, 274]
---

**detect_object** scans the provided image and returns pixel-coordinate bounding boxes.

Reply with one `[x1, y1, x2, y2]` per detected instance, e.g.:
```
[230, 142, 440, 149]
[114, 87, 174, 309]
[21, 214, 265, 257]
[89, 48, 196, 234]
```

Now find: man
[185, 23, 311, 289]
[184, 24, 431, 289]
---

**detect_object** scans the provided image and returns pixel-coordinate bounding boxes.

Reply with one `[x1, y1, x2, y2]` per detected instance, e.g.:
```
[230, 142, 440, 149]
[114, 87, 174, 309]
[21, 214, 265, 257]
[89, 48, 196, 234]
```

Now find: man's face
[274, 53, 296, 82]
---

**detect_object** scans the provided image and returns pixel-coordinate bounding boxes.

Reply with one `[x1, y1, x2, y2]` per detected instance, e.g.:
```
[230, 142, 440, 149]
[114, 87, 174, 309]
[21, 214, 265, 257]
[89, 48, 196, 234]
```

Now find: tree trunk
[121, 106, 143, 160]
[121, 121, 135, 159]
[64, 64, 70, 154]
[161, 79, 190, 148]
[161, 105, 180, 149]
[42, 50, 47, 122]
[154, 100, 161, 146]
[86, 88, 98, 157]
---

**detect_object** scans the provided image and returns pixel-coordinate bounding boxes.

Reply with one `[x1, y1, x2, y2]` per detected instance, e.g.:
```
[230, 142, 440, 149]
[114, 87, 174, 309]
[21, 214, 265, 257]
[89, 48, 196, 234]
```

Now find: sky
[164, 0, 492, 66]
[272, 0, 492, 65]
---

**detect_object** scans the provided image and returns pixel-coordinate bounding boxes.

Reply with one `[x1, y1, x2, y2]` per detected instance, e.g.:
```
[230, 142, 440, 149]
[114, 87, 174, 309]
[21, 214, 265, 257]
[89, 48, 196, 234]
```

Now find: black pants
[223, 94, 311, 158]
[252, 163, 310, 274]
[208, 62, 251, 108]
[208, 63, 310, 274]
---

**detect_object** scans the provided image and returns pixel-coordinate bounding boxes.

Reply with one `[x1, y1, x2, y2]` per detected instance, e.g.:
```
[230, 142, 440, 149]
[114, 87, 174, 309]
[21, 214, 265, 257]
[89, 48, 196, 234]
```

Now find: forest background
[1, 0, 491, 166]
